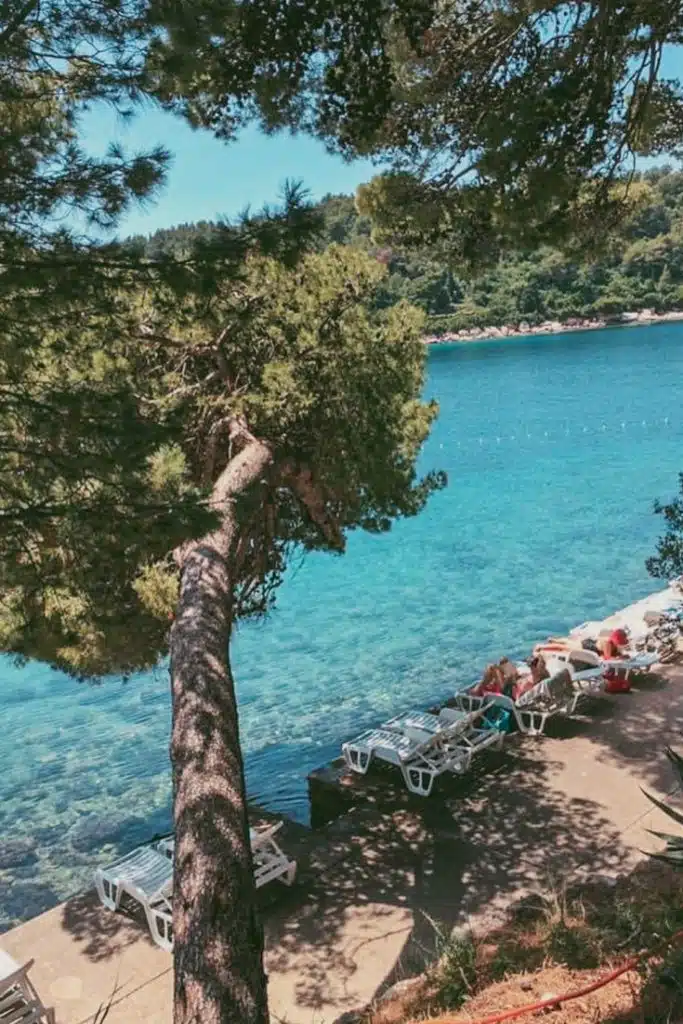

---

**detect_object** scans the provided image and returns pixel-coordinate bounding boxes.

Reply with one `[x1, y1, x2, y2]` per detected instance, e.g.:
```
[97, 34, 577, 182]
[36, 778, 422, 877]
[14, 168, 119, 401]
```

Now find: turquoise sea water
[2, 322, 683, 931]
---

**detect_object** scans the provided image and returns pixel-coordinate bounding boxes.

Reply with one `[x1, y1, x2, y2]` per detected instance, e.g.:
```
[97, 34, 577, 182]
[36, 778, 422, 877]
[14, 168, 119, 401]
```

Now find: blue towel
[482, 706, 515, 734]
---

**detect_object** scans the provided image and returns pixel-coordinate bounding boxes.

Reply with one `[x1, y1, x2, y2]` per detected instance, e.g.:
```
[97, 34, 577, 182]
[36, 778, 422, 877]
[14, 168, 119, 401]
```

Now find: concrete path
[2, 666, 682, 1024]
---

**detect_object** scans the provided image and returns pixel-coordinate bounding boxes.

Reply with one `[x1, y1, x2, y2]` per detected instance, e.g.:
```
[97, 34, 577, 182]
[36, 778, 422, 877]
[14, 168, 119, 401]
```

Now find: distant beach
[423, 308, 683, 345]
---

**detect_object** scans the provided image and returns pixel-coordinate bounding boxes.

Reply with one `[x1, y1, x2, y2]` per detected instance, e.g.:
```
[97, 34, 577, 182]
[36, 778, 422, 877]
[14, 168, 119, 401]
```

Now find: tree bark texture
[170, 438, 273, 1024]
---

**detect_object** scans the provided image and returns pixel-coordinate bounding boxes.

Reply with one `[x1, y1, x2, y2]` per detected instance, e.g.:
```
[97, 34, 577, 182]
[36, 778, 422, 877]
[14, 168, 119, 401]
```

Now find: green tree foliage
[1, 0, 168, 239]
[142, 168, 683, 336]
[145, 1, 683, 261]
[349, 2, 683, 261]
[2, 3, 447, 1018]
[0, 0, 187, 581]
[643, 748, 683, 869]
[3, 235, 442, 678]
[1, 187, 443, 1023]
[144, 0, 435, 143]
[647, 474, 683, 581]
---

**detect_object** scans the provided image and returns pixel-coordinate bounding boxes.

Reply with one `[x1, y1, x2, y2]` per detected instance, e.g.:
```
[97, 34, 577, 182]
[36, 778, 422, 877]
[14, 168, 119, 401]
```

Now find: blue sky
[81, 102, 380, 238]
[81, 44, 683, 239]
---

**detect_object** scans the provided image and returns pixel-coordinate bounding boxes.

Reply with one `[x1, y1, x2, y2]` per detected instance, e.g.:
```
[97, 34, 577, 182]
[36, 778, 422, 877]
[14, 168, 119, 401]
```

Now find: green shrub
[644, 747, 683, 868]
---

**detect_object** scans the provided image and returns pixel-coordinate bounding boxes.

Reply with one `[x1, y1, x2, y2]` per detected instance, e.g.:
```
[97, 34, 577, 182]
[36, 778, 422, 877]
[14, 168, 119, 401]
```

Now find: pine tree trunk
[169, 438, 273, 1024]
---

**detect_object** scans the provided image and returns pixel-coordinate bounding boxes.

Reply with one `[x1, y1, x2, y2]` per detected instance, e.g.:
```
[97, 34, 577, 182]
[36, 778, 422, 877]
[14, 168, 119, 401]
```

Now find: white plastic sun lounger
[0, 952, 56, 1024]
[342, 706, 504, 796]
[600, 652, 659, 676]
[381, 706, 475, 737]
[545, 646, 659, 678]
[94, 822, 296, 952]
[93, 843, 175, 950]
[512, 670, 600, 734]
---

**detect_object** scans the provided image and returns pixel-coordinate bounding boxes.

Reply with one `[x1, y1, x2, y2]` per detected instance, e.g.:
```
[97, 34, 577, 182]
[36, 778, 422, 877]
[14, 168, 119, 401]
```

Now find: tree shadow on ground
[263, 742, 638, 1019]
[60, 890, 158, 963]
[59, 814, 310, 966]
[568, 666, 683, 796]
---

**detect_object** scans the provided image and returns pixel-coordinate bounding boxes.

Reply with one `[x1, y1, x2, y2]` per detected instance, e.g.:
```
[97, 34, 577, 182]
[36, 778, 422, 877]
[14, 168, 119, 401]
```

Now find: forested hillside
[131, 166, 683, 335]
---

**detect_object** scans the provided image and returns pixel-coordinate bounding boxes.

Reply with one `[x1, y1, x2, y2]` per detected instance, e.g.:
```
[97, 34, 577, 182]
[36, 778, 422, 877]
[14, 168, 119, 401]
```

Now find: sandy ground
[2, 589, 683, 1024]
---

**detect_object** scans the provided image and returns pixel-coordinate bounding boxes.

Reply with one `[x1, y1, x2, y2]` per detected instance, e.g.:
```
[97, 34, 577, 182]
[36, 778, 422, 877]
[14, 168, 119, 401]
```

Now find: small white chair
[250, 822, 298, 889]
[0, 955, 55, 1024]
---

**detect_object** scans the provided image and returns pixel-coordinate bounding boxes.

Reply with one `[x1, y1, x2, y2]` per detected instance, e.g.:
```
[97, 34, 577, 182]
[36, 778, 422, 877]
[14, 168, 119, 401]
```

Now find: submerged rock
[0, 839, 38, 869]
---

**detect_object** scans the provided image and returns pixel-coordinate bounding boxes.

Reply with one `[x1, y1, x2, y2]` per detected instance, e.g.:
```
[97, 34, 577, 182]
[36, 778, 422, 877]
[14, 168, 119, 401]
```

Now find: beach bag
[482, 705, 516, 734]
[604, 667, 631, 693]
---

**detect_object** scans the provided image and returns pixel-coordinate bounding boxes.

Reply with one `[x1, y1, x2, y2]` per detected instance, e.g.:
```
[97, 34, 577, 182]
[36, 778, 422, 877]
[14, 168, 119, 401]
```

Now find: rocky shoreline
[423, 307, 683, 345]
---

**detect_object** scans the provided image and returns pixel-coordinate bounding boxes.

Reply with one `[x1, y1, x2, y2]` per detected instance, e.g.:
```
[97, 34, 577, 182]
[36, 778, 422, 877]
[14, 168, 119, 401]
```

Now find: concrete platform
[2, 659, 682, 1024]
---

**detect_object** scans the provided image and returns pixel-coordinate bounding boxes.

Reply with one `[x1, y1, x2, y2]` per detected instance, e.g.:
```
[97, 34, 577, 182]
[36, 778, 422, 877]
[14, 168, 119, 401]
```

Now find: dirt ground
[368, 861, 683, 1024]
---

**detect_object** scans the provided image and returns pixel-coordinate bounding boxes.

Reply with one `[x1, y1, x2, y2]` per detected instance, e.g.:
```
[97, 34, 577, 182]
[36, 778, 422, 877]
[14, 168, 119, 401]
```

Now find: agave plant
[644, 747, 683, 868]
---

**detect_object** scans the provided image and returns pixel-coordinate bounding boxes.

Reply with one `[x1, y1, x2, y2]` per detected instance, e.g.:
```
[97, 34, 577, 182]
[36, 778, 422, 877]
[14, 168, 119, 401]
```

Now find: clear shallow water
[2, 321, 683, 930]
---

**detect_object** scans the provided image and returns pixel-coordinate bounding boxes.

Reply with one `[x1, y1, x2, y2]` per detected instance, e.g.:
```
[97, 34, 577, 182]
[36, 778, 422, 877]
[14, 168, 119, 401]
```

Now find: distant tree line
[132, 165, 683, 336]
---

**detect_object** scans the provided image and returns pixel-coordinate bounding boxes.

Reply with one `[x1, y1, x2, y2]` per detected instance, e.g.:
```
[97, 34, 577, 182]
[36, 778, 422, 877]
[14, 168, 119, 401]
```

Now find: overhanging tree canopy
[0, 220, 444, 1022]
[0, 0, 182, 566]
[2, 5, 447, 1024]
[147, 0, 683, 263]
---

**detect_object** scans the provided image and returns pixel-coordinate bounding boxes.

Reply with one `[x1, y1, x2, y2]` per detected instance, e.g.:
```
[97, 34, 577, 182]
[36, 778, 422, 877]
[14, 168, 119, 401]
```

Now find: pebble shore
[423, 308, 683, 345]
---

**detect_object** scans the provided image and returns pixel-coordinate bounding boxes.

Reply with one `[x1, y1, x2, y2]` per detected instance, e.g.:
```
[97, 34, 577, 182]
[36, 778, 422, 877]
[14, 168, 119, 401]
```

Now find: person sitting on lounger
[598, 628, 630, 659]
[471, 663, 505, 696]
[598, 628, 632, 693]
[514, 653, 549, 700]
[498, 657, 518, 697]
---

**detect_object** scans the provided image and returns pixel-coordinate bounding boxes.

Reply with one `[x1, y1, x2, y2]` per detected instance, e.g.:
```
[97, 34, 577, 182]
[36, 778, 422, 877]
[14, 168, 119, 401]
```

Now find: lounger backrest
[546, 648, 600, 670]
[545, 668, 575, 705]
[403, 725, 437, 749]
[438, 707, 469, 729]
[516, 680, 547, 707]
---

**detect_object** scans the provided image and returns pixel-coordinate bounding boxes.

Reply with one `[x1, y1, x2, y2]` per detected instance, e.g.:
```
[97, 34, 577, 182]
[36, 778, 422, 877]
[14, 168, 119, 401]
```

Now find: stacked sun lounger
[94, 821, 296, 952]
[342, 704, 504, 796]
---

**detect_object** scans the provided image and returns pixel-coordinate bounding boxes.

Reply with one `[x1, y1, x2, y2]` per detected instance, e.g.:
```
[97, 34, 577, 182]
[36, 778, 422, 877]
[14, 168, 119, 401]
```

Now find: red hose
[409, 928, 683, 1024]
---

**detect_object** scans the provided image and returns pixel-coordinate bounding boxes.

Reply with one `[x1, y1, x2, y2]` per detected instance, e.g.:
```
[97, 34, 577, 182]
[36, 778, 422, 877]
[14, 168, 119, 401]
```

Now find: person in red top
[471, 663, 505, 697]
[600, 627, 632, 693]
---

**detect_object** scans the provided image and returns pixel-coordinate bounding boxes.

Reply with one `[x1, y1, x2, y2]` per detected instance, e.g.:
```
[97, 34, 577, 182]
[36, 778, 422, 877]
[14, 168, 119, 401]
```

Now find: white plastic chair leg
[283, 860, 297, 885]
[403, 765, 435, 796]
[344, 746, 371, 774]
[94, 871, 121, 912]
[146, 907, 173, 952]
[520, 710, 547, 735]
